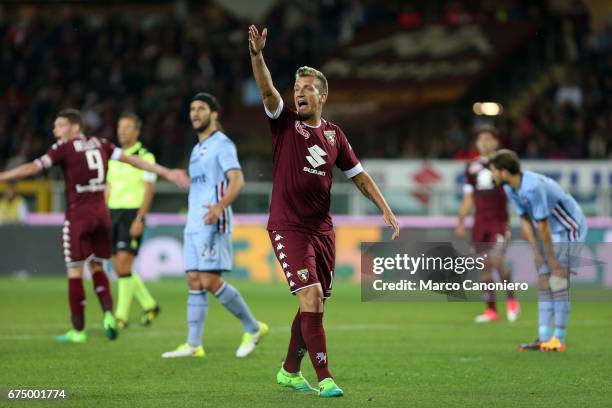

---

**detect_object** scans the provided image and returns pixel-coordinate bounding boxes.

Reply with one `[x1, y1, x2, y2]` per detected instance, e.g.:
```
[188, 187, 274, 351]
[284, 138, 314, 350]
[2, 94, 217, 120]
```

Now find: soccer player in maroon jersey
[249, 26, 399, 397]
[455, 126, 520, 323]
[0, 109, 189, 343]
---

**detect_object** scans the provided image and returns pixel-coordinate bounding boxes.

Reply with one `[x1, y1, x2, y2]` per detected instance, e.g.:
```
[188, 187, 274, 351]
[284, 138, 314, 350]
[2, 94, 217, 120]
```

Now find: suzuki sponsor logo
[306, 145, 327, 168]
[304, 144, 327, 176]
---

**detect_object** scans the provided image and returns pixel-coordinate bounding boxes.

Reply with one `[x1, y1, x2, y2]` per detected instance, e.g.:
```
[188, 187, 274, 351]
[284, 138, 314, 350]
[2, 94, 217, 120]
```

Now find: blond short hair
[295, 66, 328, 94]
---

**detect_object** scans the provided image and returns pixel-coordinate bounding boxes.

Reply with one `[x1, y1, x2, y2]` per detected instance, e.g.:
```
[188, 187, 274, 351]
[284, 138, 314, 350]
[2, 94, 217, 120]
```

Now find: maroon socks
[283, 309, 307, 373]
[300, 311, 332, 381]
[91, 270, 113, 312]
[68, 278, 85, 330]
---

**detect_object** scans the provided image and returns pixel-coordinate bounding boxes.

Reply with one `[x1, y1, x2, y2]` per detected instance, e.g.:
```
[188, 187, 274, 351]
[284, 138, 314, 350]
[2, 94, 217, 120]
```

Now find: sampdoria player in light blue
[162, 93, 268, 359]
[490, 149, 587, 352]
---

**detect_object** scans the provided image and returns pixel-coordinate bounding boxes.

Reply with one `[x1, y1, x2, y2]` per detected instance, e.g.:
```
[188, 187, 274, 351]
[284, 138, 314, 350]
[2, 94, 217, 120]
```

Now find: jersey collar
[301, 118, 325, 128]
[123, 141, 142, 154]
[199, 130, 220, 145]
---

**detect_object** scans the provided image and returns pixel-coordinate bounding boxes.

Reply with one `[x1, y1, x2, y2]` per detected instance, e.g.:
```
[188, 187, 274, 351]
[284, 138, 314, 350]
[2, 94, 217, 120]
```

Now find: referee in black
[106, 113, 160, 328]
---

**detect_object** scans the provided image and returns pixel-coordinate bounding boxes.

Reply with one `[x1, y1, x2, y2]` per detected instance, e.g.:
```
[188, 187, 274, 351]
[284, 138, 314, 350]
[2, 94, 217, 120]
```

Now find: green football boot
[276, 366, 316, 392]
[55, 329, 87, 343]
[104, 311, 119, 340]
[318, 377, 344, 397]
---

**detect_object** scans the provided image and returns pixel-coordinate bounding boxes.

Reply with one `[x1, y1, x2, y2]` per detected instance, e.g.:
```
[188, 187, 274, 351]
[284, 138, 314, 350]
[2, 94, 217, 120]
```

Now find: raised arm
[352, 171, 399, 240]
[248, 25, 281, 114]
[0, 162, 42, 182]
[118, 153, 189, 189]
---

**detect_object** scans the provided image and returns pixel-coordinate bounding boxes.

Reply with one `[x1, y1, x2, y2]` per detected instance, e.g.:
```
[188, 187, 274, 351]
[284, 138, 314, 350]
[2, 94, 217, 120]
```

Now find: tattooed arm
[351, 171, 399, 240]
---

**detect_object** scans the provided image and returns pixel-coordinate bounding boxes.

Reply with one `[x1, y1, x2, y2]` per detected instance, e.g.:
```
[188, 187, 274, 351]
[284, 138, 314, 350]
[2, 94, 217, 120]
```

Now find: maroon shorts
[62, 209, 112, 267]
[268, 230, 336, 299]
[471, 220, 509, 253]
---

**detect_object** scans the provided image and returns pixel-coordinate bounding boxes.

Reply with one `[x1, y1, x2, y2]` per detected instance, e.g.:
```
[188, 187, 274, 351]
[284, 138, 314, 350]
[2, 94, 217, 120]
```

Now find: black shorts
[110, 209, 143, 255]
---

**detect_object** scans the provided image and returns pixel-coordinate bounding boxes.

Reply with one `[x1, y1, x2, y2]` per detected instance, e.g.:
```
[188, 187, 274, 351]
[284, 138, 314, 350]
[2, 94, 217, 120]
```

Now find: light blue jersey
[503, 170, 587, 243]
[186, 130, 240, 234]
[184, 130, 240, 272]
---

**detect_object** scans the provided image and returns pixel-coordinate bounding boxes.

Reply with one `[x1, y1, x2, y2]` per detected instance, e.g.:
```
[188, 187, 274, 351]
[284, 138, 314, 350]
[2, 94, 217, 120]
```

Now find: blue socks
[538, 287, 570, 343]
[538, 289, 554, 342]
[215, 282, 259, 334]
[185, 282, 258, 349]
[187, 290, 208, 348]
[552, 289, 570, 342]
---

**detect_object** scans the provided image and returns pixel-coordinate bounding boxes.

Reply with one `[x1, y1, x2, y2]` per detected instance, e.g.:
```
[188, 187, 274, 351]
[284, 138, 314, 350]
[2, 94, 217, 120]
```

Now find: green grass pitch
[1, 277, 611, 407]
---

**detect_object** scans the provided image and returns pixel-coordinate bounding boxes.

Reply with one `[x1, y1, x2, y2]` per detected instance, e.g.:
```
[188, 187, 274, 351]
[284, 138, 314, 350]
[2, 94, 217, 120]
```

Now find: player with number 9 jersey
[37, 130, 121, 266]
[0, 108, 188, 343]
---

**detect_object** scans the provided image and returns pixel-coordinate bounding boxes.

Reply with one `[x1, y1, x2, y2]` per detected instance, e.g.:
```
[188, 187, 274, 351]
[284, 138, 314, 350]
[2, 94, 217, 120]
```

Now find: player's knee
[297, 286, 324, 312]
[497, 263, 511, 279]
[67, 266, 83, 279]
[200, 273, 223, 293]
[187, 272, 201, 290]
[487, 254, 503, 269]
[89, 260, 103, 273]
[549, 275, 568, 291]
[538, 275, 550, 290]
[481, 271, 493, 282]
[113, 253, 132, 275]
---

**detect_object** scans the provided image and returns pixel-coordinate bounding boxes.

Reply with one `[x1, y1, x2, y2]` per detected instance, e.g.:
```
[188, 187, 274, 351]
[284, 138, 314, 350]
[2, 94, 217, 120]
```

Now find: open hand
[248, 25, 267, 55]
[384, 211, 400, 240]
[129, 218, 144, 238]
[167, 169, 190, 189]
[203, 203, 224, 225]
[455, 223, 466, 237]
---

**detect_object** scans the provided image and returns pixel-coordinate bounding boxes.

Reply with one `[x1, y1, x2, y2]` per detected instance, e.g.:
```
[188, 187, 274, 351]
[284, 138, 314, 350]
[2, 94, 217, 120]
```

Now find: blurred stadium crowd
[1, 0, 611, 174]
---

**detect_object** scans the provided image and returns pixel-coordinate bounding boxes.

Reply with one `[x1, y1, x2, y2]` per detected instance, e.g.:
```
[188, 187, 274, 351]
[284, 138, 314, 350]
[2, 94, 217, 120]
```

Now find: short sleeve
[527, 188, 550, 221]
[335, 128, 362, 178]
[95, 137, 120, 161]
[142, 152, 157, 183]
[463, 163, 475, 194]
[504, 185, 526, 216]
[35, 142, 66, 169]
[218, 140, 241, 173]
[463, 184, 474, 194]
[265, 99, 297, 138]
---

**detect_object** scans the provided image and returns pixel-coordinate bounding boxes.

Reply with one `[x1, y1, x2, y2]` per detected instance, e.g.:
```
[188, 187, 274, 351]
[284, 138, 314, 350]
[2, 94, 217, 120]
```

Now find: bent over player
[0, 109, 188, 343]
[490, 150, 587, 352]
[456, 126, 519, 322]
[249, 26, 399, 397]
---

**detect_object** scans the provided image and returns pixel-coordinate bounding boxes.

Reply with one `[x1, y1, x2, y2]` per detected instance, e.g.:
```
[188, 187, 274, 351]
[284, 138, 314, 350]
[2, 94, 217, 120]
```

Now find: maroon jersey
[36, 134, 120, 215]
[266, 100, 362, 234]
[464, 156, 508, 225]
